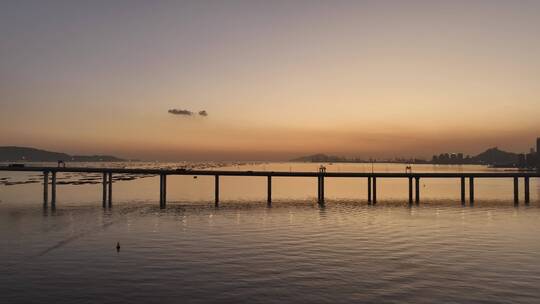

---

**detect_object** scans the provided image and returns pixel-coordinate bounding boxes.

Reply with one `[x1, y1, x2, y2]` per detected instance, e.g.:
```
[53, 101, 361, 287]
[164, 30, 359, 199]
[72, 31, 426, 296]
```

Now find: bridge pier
[415, 177, 420, 204]
[525, 177, 530, 205]
[461, 177, 466, 205]
[321, 176, 325, 204]
[267, 176, 272, 206]
[215, 175, 219, 207]
[469, 177, 474, 204]
[408, 177, 413, 205]
[43, 171, 49, 207]
[317, 176, 320, 203]
[107, 172, 112, 208]
[514, 177, 519, 205]
[372, 177, 377, 204]
[102, 173, 107, 208]
[160, 174, 167, 209]
[367, 177, 372, 204]
[51, 172, 56, 209]
[318, 175, 325, 205]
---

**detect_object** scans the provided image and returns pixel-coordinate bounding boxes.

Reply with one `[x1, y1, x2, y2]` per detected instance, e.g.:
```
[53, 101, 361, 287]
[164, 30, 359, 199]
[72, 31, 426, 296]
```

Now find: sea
[1, 162, 539, 303]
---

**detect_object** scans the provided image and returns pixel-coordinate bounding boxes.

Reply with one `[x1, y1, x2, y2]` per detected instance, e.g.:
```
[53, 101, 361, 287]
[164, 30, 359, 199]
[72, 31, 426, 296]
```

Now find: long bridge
[1, 166, 538, 209]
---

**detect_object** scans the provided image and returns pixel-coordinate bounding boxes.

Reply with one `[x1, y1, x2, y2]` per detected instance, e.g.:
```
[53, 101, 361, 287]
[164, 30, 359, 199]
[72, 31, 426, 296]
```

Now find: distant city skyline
[1, 1, 540, 161]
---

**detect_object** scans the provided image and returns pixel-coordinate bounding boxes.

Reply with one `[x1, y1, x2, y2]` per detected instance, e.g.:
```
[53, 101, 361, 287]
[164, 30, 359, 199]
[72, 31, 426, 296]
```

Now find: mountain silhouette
[0, 146, 124, 162]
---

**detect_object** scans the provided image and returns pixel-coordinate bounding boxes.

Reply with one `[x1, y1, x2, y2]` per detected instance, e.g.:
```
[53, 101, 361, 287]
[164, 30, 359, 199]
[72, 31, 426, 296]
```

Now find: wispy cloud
[198, 110, 208, 117]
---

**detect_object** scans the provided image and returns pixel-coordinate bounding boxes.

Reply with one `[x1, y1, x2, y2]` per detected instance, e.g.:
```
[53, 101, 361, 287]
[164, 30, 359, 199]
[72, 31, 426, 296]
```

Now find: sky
[1, 0, 539, 161]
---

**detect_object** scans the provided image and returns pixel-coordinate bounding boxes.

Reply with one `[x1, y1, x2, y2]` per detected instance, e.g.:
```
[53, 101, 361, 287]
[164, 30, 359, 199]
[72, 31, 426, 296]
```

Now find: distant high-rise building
[518, 154, 527, 168]
[526, 152, 536, 168]
[537, 138, 540, 168]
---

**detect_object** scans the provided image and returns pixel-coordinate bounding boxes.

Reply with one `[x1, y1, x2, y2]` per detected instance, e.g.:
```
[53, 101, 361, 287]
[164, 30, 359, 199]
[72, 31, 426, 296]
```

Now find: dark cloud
[168, 109, 193, 116]
[168, 108, 208, 117]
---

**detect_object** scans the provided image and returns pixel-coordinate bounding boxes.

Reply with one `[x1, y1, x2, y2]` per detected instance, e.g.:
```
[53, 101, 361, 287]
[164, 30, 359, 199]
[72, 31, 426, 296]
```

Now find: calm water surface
[1, 163, 540, 303]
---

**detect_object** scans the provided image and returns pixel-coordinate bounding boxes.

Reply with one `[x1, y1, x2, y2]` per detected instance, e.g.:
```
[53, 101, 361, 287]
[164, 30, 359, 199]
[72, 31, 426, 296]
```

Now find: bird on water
[116, 242, 120, 252]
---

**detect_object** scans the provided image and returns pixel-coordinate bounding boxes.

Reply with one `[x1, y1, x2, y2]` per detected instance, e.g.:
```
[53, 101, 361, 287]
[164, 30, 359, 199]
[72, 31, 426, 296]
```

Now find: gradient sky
[1, 0, 539, 160]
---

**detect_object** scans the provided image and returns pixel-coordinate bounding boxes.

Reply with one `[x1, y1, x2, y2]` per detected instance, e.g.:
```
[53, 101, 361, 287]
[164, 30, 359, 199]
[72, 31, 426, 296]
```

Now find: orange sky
[1, 1, 539, 160]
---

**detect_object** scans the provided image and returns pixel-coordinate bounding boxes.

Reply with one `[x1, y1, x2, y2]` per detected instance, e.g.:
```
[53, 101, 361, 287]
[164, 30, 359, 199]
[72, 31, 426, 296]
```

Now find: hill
[0, 146, 124, 162]
[291, 153, 349, 163]
[471, 147, 519, 166]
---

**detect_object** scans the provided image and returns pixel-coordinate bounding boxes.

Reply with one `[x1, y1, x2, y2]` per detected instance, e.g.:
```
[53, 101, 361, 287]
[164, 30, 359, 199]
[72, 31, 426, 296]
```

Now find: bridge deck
[1, 166, 539, 178]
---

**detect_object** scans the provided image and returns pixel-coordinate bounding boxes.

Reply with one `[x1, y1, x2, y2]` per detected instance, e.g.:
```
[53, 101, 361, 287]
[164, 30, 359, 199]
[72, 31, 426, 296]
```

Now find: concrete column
[267, 176, 272, 205]
[107, 172, 112, 208]
[51, 172, 56, 208]
[321, 176, 325, 205]
[102, 172, 107, 208]
[160, 174, 167, 209]
[372, 177, 377, 204]
[43, 171, 49, 207]
[159, 174, 163, 207]
[163, 174, 167, 208]
[317, 176, 321, 203]
[408, 177, 413, 205]
[318, 175, 325, 205]
[215, 175, 219, 207]
[368, 177, 372, 204]
[415, 177, 420, 204]
[460, 177, 466, 205]
[525, 177, 530, 205]
[514, 177, 519, 205]
[469, 177, 474, 204]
